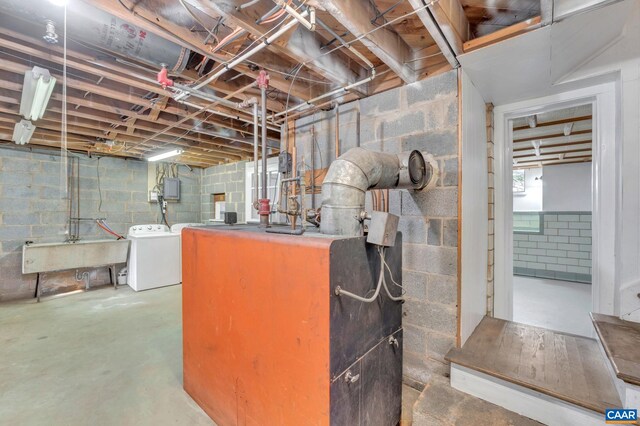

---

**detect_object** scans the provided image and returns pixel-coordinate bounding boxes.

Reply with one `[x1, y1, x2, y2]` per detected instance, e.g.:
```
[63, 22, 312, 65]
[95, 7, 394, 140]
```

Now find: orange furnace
[182, 226, 403, 425]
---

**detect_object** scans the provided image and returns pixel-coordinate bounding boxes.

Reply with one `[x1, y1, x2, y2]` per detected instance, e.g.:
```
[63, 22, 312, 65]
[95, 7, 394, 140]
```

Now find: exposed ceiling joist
[513, 139, 592, 152]
[406, 0, 460, 68]
[513, 129, 591, 143]
[194, 0, 365, 93]
[513, 115, 592, 131]
[315, 0, 416, 83]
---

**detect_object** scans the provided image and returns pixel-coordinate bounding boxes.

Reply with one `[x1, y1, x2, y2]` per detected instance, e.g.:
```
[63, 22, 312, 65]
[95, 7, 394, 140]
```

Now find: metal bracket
[389, 336, 399, 348]
[344, 370, 360, 384]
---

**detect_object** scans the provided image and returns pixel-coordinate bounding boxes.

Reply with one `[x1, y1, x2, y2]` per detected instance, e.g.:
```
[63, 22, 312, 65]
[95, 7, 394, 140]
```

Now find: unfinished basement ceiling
[0, 0, 543, 167]
[512, 104, 592, 169]
[462, 0, 540, 37]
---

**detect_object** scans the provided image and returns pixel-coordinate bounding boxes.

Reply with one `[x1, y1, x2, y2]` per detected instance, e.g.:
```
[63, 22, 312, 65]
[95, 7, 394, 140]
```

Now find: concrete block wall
[293, 70, 459, 386]
[513, 212, 592, 283]
[201, 161, 247, 223]
[0, 148, 201, 301]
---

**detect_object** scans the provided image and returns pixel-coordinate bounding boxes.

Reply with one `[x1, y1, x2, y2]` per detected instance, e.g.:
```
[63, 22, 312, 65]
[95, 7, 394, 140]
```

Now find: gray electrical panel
[164, 178, 181, 201]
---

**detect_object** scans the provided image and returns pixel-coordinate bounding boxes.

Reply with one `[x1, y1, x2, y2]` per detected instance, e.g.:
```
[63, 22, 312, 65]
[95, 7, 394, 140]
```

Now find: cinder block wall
[514, 212, 592, 283]
[0, 148, 201, 301]
[293, 70, 459, 386]
[201, 161, 247, 223]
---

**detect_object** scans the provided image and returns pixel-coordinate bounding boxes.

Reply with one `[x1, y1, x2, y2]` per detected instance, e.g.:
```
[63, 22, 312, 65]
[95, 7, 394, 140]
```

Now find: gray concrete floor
[0, 285, 213, 426]
[0, 285, 418, 425]
[513, 275, 592, 337]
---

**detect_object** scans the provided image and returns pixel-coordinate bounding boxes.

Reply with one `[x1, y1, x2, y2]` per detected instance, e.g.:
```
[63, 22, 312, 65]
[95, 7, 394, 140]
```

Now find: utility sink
[22, 239, 130, 274]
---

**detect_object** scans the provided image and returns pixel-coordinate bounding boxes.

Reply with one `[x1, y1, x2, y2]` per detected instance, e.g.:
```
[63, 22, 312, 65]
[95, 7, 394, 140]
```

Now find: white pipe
[274, 1, 315, 31]
[180, 100, 280, 131]
[175, 13, 308, 100]
[274, 69, 376, 121]
[261, 86, 268, 200]
[253, 103, 259, 206]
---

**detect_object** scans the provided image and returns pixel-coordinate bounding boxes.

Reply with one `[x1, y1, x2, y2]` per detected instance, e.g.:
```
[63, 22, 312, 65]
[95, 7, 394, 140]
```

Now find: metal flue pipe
[320, 148, 433, 236]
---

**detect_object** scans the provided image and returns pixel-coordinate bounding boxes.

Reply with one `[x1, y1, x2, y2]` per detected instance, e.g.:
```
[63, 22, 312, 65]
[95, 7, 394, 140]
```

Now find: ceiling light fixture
[148, 149, 184, 162]
[20, 66, 56, 121]
[12, 120, 36, 145]
[48, 0, 68, 6]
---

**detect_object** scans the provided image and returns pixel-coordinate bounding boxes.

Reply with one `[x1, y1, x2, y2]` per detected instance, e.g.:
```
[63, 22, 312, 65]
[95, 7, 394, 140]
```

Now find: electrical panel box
[367, 211, 399, 247]
[163, 178, 181, 201]
[278, 151, 292, 173]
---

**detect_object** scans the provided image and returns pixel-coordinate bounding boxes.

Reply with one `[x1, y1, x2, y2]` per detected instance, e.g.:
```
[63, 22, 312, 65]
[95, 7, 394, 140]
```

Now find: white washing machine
[127, 224, 181, 291]
[170, 223, 203, 282]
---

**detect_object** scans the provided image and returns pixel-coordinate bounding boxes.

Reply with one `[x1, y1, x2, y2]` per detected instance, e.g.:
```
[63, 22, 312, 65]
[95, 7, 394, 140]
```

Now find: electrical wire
[335, 254, 385, 303]
[178, 0, 220, 45]
[379, 247, 405, 301]
[96, 220, 124, 239]
[336, 247, 405, 303]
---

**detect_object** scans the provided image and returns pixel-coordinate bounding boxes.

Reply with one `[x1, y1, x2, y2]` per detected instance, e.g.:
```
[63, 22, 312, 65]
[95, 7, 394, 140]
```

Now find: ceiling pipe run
[320, 148, 433, 236]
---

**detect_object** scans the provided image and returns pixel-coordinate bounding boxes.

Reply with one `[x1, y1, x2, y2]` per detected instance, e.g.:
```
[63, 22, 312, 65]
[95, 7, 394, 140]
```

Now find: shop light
[12, 120, 36, 145]
[20, 66, 56, 121]
[148, 149, 184, 162]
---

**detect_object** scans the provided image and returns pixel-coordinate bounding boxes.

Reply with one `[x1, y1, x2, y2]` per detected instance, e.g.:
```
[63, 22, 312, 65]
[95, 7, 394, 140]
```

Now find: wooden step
[591, 313, 640, 386]
[445, 317, 621, 414]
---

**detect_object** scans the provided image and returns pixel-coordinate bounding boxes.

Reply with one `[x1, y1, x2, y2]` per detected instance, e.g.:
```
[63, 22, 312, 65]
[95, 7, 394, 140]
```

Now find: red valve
[157, 66, 174, 89]
[257, 70, 269, 89]
[258, 198, 271, 217]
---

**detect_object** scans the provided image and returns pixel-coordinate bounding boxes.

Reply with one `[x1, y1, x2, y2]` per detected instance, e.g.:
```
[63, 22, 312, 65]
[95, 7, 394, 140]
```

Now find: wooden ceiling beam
[428, 0, 470, 55]
[515, 157, 592, 167]
[0, 78, 268, 146]
[0, 109, 246, 163]
[513, 139, 592, 152]
[514, 147, 593, 159]
[463, 16, 542, 53]
[513, 159, 592, 170]
[316, 0, 416, 83]
[513, 129, 591, 143]
[194, 0, 366, 94]
[513, 115, 592, 131]
[0, 39, 262, 125]
[407, 0, 460, 68]
[0, 63, 278, 148]
[0, 127, 218, 167]
[81, 0, 316, 103]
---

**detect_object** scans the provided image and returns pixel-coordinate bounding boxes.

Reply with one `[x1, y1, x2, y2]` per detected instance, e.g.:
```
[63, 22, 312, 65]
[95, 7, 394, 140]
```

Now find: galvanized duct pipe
[320, 148, 433, 236]
[0, 0, 190, 72]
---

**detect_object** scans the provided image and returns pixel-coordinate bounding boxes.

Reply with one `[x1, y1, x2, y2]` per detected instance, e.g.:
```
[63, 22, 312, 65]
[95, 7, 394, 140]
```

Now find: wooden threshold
[591, 313, 640, 387]
[446, 316, 621, 414]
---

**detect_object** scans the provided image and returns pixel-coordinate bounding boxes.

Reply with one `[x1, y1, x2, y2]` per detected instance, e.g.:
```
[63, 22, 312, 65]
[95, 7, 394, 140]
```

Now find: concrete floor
[513, 275, 593, 336]
[0, 285, 213, 425]
[0, 285, 418, 425]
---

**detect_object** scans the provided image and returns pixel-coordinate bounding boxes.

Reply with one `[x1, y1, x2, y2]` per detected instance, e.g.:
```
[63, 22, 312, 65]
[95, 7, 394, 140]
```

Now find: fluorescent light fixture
[148, 149, 184, 162]
[12, 120, 36, 145]
[20, 66, 56, 121]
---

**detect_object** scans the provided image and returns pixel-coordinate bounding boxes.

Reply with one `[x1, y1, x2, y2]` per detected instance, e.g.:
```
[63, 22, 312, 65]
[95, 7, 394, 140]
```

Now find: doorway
[492, 82, 619, 333]
[511, 105, 593, 336]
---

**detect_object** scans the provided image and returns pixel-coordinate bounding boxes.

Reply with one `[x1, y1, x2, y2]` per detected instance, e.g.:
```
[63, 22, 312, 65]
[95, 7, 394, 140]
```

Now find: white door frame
[493, 81, 620, 320]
